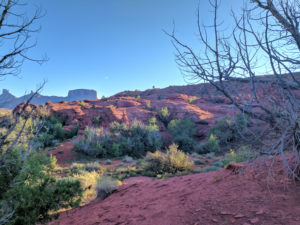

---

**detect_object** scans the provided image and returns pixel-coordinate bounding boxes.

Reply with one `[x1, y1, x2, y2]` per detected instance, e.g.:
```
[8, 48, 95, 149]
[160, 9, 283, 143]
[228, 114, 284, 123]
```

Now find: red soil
[52, 157, 300, 225]
[47, 141, 77, 166]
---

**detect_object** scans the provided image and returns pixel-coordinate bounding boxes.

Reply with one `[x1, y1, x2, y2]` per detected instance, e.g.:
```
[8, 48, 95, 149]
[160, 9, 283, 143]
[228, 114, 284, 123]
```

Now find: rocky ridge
[0, 89, 98, 109]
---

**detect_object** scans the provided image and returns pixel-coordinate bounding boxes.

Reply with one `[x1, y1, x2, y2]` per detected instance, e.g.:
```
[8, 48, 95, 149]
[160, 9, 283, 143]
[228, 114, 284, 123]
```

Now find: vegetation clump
[96, 176, 121, 200]
[223, 146, 255, 166]
[74, 119, 162, 158]
[168, 118, 197, 152]
[37, 115, 78, 148]
[157, 107, 170, 125]
[188, 96, 197, 104]
[197, 113, 251, 154]
[196, 134, 220, 154]
[79, 101, 85, 107]
[145, 144, 193, 175]
[0, 152, 83, 225]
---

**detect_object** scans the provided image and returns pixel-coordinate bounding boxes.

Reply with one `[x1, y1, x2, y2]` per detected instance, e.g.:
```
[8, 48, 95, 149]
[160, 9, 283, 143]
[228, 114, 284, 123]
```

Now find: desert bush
[71, 162, 102, 174]
[72, 171, 100, 204]
[108, 104, 116, 109]
[0, 152, 83, 225]
[223, 146, 255, 166]
[73, 127, 102, 156]
[74, 120, 162, 158]
[209, 113, 251, 146]
[145, 144, 193, 174]
[93, 116, 102, 126]
[79, 101, 85, 107]
[188, 96, 197, 104]
[122, 155, 133, 163]
[202, 165, 221, 172]
[168, 118, 196, 152]
[146, 101, 152, 110]
[37, 115, 78, 148]
[196, 134, 220, 154]
[157, 107, 170, 125]
[208, 116, 233, 145]
[96, 176, 121, 200]
[146, 116, 159, 131]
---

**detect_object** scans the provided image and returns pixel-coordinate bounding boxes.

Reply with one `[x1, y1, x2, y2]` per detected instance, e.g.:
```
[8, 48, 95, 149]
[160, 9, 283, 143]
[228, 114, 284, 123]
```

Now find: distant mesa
[0, 89, 98, 109]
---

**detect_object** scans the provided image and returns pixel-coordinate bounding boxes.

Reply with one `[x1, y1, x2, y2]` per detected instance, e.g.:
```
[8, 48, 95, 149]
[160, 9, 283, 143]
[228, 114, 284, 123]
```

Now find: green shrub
[146, 116, 159, 131]
[223, 146, 255, 166]
[196, 134, 220, 154]
[158, 107, 170, 125]
[79, 101, 85, 106]
[93, 116, 102, 126]
[146, 101, 152, 110]
[202, 165, 221, 172]
[108, 104, 116, 109]
[234, 112, 250, 131]
[168, 118, 196, 152]
[70, 162, 102, 174]
[208, 113, 251, 146]
[0, 152, 83, 225]
[72, 171, 100, 204]
[73, 127, 102, 156]
[208, 116, 233, 145]
[136, 95, 141, 99]
[74, 120, 162, 158]
[36, 115, 77, 148]
[145, 144, 193, 174]
[188, 96, 197, 104]
[96, 176, 121, 200]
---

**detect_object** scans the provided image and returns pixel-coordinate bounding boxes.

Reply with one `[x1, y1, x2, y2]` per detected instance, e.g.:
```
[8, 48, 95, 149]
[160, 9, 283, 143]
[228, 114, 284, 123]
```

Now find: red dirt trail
[52, 158, 300, 225]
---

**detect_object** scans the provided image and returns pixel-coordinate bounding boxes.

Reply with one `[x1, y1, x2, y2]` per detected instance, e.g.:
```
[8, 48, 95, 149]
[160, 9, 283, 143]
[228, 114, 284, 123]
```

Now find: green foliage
[136, 95, 141, 99]
[208, 116, 233, 145]
[146, 101, 152, 110]
[223, 146, 255, 166]
[188, 96, 197, 104]
[145, 144, 193, 174]
[157, 95, 162, 100]
[79, 101, 85, 107]
[196, 134, 220, 154]
[71, 171, 99, 204]
[146, 116, 159, 131]
[108, 104, 116, 109]
[70, 162, 103, 174]
[202, 165, 221, 172]
[93, 116, 102, 126]
[0, 152, 83, 225]
[208, 113, 251, 147]
[157, 107, 170, 125]
[168, 118, 196, 152]
[37, 115, 78, 148]
[96, 176, 121, 200]
[73, 120, 162, 158]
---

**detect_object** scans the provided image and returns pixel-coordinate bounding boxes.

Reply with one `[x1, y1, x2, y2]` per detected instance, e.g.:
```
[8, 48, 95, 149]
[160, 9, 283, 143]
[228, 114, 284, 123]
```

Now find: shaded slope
[53, 158, 300, 225]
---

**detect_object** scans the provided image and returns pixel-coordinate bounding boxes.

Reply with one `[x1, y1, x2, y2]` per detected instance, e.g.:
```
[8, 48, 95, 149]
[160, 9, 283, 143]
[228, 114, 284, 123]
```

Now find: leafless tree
[0, 0, 46, 78]
[166, 0, 300, 179]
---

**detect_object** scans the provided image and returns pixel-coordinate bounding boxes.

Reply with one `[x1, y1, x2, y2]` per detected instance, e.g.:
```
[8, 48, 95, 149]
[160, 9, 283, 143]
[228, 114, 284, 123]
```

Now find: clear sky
[0, 0, 243, 98]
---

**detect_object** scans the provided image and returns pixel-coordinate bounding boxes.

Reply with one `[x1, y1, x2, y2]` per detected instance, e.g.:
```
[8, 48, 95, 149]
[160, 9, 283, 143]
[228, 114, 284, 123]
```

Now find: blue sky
[1, 0, 243, 97]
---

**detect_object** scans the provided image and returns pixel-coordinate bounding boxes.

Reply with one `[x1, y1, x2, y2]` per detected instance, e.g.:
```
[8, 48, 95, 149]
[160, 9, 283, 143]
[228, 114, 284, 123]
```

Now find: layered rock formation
[0, 89, 98, 109]
[15, 82, 248, 140]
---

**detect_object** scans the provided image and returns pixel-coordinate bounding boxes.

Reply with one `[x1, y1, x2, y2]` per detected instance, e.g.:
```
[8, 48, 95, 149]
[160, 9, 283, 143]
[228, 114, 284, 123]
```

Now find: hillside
[51, 154, 300, 225]
[0, 89, 98, 109]
[12, 80, 300, 225]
